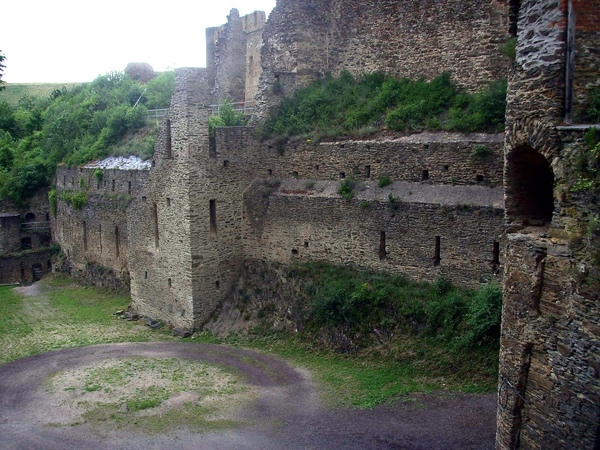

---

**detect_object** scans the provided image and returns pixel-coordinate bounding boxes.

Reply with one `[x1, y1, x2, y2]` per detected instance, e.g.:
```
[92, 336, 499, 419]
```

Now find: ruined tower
[497, 0, 600, 447]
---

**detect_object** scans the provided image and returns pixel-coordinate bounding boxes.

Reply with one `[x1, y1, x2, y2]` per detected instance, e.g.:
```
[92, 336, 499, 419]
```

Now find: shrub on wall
[378, 176, 392, 188]
[338, 179, 355, 199]
[262, 71, 507, 141]
[59, 191, 88, 210]
[208, 101, 247, 137]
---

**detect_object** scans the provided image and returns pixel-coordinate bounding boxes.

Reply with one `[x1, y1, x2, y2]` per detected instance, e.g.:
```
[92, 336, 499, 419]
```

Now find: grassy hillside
[0, 83, 81, 106]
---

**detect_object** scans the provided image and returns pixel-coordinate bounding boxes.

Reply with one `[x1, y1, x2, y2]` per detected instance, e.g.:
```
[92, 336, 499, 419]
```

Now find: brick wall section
[498, 0, 600, 447]
[54, 166, 148, 289]
[253, 0, 510, 121]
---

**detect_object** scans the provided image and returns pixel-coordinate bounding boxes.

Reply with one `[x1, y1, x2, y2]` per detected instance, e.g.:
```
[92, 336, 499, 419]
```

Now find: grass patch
[0, 275, 162, 364]
[215, 262, 502, 407]
[2, 272, 499, 412]
[47, 356, 253, 432]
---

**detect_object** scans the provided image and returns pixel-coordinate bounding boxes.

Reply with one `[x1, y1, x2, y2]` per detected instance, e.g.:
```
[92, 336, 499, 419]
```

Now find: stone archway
[505, 145, 554, 226]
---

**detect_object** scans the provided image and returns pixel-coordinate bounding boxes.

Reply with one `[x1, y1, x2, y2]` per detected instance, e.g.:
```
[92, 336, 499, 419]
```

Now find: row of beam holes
[292, 235, 501, 268]
[61, 175, 135, 194]
[274, 166, 482, 183]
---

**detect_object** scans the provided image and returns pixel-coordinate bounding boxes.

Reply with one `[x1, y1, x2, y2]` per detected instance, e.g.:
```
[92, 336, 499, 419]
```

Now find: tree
[0, 50, 6, 90]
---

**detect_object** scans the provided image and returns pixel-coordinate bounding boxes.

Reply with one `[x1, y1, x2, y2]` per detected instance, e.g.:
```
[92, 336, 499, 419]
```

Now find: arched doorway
[505, 145, 554, 226]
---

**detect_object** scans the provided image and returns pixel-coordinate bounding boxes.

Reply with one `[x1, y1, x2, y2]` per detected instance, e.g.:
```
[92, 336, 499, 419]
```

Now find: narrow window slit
[379, 231, 387, 260]
[210, 200, 217, 236]
[434, 236, 441, 266]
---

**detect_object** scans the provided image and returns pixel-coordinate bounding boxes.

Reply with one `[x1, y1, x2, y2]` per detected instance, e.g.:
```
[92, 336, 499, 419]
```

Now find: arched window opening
[505, 146, 554, 226]
[24, 213, 35, 223]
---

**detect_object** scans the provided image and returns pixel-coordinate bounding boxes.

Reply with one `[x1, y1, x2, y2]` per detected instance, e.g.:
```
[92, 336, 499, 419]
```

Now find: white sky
[1, 0, 277, 83]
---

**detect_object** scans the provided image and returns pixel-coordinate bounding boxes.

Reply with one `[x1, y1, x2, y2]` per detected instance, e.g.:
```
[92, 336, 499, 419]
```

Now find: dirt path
[0, 342, 496, 449]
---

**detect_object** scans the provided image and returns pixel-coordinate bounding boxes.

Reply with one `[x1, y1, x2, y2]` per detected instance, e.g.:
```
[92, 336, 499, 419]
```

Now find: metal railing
[21, 221, 51, 231]
[146, 109, 169, 121]
[210, 102, 255, 116]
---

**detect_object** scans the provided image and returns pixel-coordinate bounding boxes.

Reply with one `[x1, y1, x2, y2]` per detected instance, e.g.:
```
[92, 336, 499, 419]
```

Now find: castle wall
[127, 68, 238, 330]
[207, 10, 266, 103]
[54, 165, 148, 290]
[572, 0, 600, 122]
[0, 214, 22, 254]
[210, 127, 505, 290]
[243, 185, 504, 288]
[497, 0, 600, 448]
[0, 250, 54, 285]
[213, 128, 503, 187]
[254, 0, 510, 120]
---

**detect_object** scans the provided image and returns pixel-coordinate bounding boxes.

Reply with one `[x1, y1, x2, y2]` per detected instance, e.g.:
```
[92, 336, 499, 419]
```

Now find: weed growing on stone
[338, 179, 355, 200]
[378, 176, 392, 188]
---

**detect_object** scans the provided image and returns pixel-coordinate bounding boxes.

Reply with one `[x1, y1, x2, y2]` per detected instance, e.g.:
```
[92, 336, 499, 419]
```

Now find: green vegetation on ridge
[0, 70, 174, 205]
[227, 262, 503, 404]
[262, 71, 507, 141]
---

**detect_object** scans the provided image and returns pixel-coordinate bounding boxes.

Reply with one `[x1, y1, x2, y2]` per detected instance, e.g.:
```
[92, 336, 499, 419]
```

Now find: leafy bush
[208, 100, 247, 137]
[460, 283, 502, 347]
[501, 37, 517, 60]
[59, 191, 88, 210]
[378, 176, 392, 188]
[300, 262, 502, 349]
[471, 145, 491, 158]
[0, 70, 174, 204]
[338, 179, 355, 199]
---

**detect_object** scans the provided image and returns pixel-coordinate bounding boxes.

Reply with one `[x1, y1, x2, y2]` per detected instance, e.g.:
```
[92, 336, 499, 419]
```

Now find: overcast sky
[1, 0, 277, 83]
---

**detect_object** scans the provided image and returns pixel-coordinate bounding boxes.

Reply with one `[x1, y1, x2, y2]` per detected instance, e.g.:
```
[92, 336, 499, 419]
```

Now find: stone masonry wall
[243, 186, 504, 288]
[254, 0, 510, 121]
[572, 0, 600, 122]
[127, 68, 242, 330]
[211, 127, 505, 289]
[214, 128, 504, 187]
[0, 214, 21, 254]
[54, 166, 148, 290]
[497, 0, 600, 448]
[0, 250, 54, 285]
[207, 10, 266, 103]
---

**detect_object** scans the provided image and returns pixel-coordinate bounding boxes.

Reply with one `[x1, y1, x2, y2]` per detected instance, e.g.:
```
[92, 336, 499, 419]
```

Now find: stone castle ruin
[4, 0, 599, 447]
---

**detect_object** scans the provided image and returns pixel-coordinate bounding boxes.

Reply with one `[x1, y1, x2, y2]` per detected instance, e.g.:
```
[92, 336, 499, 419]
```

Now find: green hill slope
[0, 83, 81, 106]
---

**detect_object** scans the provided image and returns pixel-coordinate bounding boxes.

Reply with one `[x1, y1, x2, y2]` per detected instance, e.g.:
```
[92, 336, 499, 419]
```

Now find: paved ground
[0, 342, 497, 449]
